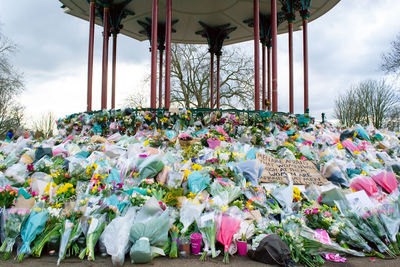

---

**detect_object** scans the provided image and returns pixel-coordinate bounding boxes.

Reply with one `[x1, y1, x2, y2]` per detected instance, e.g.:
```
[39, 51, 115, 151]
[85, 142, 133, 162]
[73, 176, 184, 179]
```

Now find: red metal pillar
[150, 0, 158, 109]
[271, 0, 278, 112]
[303, 18, 309, 114]
[111, 33, 117, 109]
[101, 6, 110, 110]
[267, 46, 271, 111]
[87, 0, 95, 112]
[210, 52, 214, 109]
[262, 43, 266, 110]
[253, 0, 260, 110]
[159, 49, 163, 108]
[288, 22, 294, 113]
[164, 0, 172, 109]
[216, 54, 221, 109]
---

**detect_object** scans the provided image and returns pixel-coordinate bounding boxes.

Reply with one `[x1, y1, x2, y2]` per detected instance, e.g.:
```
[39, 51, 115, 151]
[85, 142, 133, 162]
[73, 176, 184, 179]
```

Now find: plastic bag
[101, 207, 137, 266]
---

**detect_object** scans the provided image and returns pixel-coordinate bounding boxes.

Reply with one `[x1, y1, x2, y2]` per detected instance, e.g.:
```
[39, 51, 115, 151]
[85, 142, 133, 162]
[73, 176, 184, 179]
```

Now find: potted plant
[237, 233, 248, 256]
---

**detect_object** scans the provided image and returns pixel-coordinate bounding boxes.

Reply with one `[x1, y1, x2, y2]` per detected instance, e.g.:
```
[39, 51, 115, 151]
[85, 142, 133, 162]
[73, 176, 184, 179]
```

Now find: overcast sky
[0, 0, 399, 123]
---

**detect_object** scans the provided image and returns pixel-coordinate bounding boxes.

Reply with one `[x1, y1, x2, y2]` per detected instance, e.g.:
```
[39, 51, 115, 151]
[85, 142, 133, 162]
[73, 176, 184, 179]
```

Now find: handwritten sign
[256, 153, 328, 185]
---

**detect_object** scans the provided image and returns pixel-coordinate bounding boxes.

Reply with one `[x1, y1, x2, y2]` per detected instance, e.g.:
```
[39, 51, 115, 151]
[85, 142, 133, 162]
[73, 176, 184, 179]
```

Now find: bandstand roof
[59, 0, 340, 45]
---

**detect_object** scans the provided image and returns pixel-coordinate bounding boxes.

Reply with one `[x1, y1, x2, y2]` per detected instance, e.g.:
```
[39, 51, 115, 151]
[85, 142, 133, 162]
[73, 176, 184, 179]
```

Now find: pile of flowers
[0, 108, 399, 266]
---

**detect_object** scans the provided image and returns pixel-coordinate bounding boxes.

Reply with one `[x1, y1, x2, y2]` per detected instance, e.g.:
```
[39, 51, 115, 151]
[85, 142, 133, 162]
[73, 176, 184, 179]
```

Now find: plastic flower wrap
[0, 208, 31, 260]
[179, 197, 204, 233]
[57, 210, 83, 265]
[79, 213, 107, 261]
[346, 211, 395, 257]
[328, 213, 372, 254]
[31, 207, 63, 257]
[129, 208, 170, 264]
[101, 207, 137, 266]
[283, 215, 364, 258]
[197, 211, 217, 260]
[209, 179, 241, 208]
[168, 225, 179, 258]
[216, 207, 242, 263]
[271, 175, 294, 214]
[371, 170, 398, 194]
[17, 209, 49, 262]
[349, 176, 378, 197]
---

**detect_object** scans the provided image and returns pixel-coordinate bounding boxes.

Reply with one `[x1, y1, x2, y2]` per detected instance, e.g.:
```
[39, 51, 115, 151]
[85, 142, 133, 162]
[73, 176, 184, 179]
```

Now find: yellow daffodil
[144, 140, 150, 146]
[192, 164, 202, 171]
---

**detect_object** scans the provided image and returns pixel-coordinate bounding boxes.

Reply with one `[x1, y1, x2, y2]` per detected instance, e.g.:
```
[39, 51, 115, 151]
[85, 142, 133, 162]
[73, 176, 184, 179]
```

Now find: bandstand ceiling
[59, 0, 340, 45]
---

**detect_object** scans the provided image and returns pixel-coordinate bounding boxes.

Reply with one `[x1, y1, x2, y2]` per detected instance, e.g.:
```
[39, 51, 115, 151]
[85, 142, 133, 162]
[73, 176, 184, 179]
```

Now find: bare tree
[334, 80, 399, 129]
[124, 90, 149, 108]
[32, 112, 57, 139]
[170, 44, 254, 109]
[382, 34, 400, 76]
[0, 28, 24, 138]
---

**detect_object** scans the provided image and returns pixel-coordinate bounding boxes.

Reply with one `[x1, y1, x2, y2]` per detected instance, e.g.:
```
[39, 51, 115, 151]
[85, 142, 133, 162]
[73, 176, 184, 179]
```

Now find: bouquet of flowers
[216, 207, 241, 263]
[17, 209, 49, 262]
[79, 213, 107, 261]
[303, 207, 334, 230]
[168, 225, 179, 258]
[0, 208, 31, 260]
[329, 216, 373, 254]
[57, 210, 83, 265]
[347, 212, 396, 257]
[0, 185, 18, 208]
[101, 207, 137, 266]
[31, 208, 63, 257]
[197, 212, 217, 260]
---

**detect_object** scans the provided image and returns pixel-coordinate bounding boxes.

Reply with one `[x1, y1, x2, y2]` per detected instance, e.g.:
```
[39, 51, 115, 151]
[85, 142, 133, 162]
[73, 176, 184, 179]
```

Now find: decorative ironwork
[243, 12, 285, 47]
[195, 22, 237, 56]
[137, 18, 178, 50]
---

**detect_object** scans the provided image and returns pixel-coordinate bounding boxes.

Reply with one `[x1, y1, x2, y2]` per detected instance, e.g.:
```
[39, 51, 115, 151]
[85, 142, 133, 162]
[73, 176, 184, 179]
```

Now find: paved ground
[4, 254, 400, 267]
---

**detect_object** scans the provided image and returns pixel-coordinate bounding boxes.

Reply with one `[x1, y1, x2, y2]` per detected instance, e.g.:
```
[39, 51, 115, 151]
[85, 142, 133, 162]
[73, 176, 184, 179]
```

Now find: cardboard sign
[256, 153, 328, 185]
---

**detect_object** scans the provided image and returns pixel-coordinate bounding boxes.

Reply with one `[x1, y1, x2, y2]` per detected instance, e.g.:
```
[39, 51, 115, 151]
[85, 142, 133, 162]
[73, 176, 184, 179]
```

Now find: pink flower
[0, 187, 4, 193]
[5, 184, 11, 191]
[31, 191, 38, 197]
[323, 253, 346, 263]
[304, 209, 311, 215]
[312, 208, 319, 214]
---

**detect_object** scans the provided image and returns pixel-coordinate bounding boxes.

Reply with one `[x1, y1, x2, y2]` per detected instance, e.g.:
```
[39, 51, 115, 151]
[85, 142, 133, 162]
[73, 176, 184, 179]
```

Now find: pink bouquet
[371, 171, 398, 194]
[216, 209, 241, 263]
[207, 138, 221, 149]
[350, 177, 378, 196]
